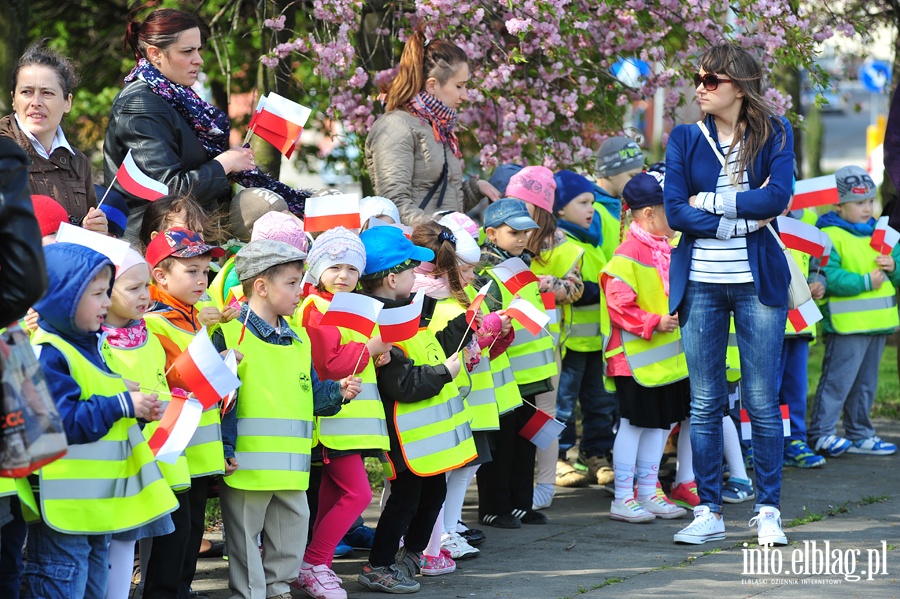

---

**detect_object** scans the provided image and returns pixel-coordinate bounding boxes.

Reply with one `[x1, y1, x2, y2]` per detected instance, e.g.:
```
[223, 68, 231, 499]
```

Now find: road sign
[859, 60, 891, 93]
[612, 58, 651, 88]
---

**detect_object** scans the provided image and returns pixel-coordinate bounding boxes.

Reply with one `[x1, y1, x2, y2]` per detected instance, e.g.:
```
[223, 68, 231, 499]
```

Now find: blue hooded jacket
[34, 243, 134, 445]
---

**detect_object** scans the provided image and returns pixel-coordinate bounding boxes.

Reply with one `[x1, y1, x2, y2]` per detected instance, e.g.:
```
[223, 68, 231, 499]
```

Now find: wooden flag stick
[343, 344, 368, 403]
[149, 362, 176, 394]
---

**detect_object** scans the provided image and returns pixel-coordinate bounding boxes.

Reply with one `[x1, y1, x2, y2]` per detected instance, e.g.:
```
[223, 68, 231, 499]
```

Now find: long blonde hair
[384, 28, 468, 112]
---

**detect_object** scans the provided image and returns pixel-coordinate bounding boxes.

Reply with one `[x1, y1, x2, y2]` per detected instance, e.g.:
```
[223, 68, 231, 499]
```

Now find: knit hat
[234, 240, 307, 281]
[94, 184, 131, 238]
[360, 196, 401, 226]
[835, 165, 876, 204]
[506, 166, 556, 213]
[31, 194, 69, 237]
[305, 226, 366, 280]
[488, 164, 524, 197]
[595, 137, 644, 179]
[622, 173, 664, 210]
[553, 170, 595, 212]
[229, 188, 289, 241]
[251, 211, 309, 255]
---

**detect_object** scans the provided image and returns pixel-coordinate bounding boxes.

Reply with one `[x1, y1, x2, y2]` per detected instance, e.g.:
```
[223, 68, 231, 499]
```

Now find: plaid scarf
[406, 92, 462, 159]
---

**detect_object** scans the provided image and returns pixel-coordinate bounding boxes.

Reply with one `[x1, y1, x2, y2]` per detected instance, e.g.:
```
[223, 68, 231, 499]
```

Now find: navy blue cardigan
[664, 113, 795, 312]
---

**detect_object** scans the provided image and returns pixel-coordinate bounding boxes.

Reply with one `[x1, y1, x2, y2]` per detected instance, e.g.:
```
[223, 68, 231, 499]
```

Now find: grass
[786, 506, 826, 527]
[860, 495, 891, 505]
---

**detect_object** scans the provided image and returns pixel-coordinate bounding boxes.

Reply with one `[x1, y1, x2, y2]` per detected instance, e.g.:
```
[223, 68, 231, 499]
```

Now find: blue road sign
[859, 60, 891, 93]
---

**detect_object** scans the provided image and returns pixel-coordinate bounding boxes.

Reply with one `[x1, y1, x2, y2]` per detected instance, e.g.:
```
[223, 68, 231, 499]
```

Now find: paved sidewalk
[191, 420, 900, 599]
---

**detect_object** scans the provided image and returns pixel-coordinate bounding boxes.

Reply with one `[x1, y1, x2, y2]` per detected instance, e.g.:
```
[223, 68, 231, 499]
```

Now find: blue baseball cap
[360, 225, 435, 279]
[483, 198, 539, 231]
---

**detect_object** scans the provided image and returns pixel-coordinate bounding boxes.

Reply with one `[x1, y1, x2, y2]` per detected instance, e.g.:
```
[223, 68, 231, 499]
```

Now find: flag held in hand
[466, 281, 492, 326]
[871, 217, 900, 255]
[172, 328, 242, 409]
[792, 175, 838, 209]
[518, 408, 566, 450]
[492, 257, 539, 295]
[303, 194, 361, 232]
[319, 292, 383, 338]
[116, 149, 169, 201]
[378, 290, 424, 343]
[506, 297, 550, 335]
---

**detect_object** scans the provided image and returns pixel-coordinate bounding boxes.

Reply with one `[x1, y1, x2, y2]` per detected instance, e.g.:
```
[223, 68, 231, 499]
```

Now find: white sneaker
[610, 498, 656, 523]
[749, 506, 787, 546]
[673, 506, 726, 544]
[639, 488, 688, 520]
[440, 531, 480, 560]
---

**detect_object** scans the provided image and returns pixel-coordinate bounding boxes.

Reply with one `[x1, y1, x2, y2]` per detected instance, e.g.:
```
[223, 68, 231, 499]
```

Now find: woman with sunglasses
[664, 43, 794, 547]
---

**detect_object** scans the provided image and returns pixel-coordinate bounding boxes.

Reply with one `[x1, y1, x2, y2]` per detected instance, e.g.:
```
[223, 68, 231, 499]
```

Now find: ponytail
[384, 27, 469, 112]
[410, 221, 471, 307]
[619, 206, 628, 243]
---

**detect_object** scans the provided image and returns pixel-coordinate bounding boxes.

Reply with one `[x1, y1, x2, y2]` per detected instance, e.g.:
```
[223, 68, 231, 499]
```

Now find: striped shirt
[689, 140, 754, 284]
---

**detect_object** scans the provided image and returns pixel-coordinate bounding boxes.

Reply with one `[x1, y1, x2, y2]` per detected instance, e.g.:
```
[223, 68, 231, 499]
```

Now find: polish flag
[506, 297, 550, 335]
[116, 149, 169, 201]
[492, 257, 539, 295]
[249, 93, 312, 158]
[775, 216, 826, 257]
[820, 234, 833, 267]
[378, 290, 424, 343]
[788, 298, 823, 333]
[871, 216, 900, 255]
[172, 328, 242, 409]
[518, 408, 566, 450]
[147, 389, 204, 464]
[220, 350, 239, 416]
[792, 175, 838, 209]
[740, 404, 791, 440]
[303, 194, 361, 232]
[56, 222, 131, 267]
[541, 291, 558, 327]
[319, 292, 383, 338]
[466, 281, 492, 325]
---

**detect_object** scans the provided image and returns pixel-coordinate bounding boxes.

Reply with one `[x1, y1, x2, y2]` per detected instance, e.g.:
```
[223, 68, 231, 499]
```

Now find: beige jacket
[365, 110, 483, 226]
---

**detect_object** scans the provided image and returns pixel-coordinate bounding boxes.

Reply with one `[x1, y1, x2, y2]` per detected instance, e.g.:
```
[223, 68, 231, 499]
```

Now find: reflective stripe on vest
[31, 329, 177, 534]
[402, 424, 474, 461]
[489, 351, 522, 415]
[620, 331, 688, 387]
[829, 295, 897, 315]
[531, 240, 584, 349]
[564, 232, 606, 352]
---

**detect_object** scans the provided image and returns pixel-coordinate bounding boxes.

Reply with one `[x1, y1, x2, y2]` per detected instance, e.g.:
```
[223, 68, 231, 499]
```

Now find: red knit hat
[30, 195, 69, 237]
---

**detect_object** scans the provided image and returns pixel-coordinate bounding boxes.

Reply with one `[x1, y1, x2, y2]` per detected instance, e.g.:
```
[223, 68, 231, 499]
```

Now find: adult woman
[663, 44, 794, 547]
[104, 8, 307, 237]
[365, 29, 500, 226]
[1, 41, 107, 234]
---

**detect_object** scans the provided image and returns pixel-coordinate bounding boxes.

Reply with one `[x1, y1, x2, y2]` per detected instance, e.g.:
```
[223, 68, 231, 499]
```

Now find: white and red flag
[113, 149, 168, 202]
[249, 93, 312, 158]
[518, 408, 566, 450]
[540, 291, 558, 327]
[319, 291, 383, 338]
[792, 175, 838, 209]
[506, 297, 550, 335]
[775, 216, 826, 258]
[303, 194, 361, 233]
[300, 271, 316, 298]
[172, 328, 242, 410]
[871, 216, 900, 255]
[820, 234, 833, 267]
[466, 281, 493, 325]
[788, 298, 823, 333]
[147, 389, 204, 464]
[378, 290, 424, 343]
[740, 405, 790, 440]
[491, 257, 539, 295]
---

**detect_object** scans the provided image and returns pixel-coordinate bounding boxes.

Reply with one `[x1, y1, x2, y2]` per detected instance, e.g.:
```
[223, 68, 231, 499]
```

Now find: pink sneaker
[419, 548, 456, 576]
[291, 563, 347, 599]
[671, 481, 700, 509]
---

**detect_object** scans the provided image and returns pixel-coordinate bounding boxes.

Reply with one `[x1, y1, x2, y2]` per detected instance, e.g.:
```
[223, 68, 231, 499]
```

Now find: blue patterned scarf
[406, 91, 462, 159]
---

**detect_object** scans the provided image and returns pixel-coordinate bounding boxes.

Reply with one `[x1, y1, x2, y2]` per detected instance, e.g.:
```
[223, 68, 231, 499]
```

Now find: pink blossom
[264, 15, 286, 30]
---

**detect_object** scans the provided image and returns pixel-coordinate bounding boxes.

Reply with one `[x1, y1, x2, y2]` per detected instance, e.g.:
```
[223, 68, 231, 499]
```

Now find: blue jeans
[556, 349, 617, 459]
[23, 523, 111, 598]
[0, 498, 26, 598]
[777, 337, 810, 444]
[680, 281, 786, 514]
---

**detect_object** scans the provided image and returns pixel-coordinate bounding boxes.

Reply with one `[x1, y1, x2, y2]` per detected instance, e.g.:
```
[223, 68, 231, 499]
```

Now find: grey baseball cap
[234, 239, 307, 281]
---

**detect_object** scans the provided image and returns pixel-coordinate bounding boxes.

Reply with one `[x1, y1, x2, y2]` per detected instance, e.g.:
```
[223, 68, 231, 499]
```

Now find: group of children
[3, 140, 898, 598]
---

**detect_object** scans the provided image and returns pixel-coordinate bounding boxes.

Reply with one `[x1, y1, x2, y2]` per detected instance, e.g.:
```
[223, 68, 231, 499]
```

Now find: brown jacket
[364, 110, 483, 226]
[0, 114, 97, 223]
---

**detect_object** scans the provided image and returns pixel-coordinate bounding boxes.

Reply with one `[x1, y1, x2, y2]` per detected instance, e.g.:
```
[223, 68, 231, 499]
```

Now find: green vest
[145, 314, 224, 477]
[393, 329, 477, 476]
[299, 295, 389, 450]
[725, 317, 741, 383]
[31, 329, 177, 534]
[220, 320, 314, 491]
[530, 239, 583, 350]
[821, 226, 899, 334]
[206, 256, 237, 311]
[564, 234, 607, 352]
[594, 201, 622, 263]
[102, 334, 192, 492]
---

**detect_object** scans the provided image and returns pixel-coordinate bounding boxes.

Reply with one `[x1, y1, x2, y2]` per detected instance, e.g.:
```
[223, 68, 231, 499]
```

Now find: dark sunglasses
[693, 73, 732, 91]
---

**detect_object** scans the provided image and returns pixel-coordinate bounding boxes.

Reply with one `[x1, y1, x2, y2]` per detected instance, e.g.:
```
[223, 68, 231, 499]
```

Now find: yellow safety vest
[102, 333, 192, 492]
[31, 329, 177, 534]
[393, 329, 477, 477]
[530, 239, 584, 351]
[821, 226, 899, 334]
[563, 233, 606, 352]
[220, 320, 314, 491]
[601, 255, 687, 387]
[594, 201, 622, 263]
[145, 314, 224, 477]
[298, 295, 389, 450]
[430, 299, 499, 431]
[206, 256, 237, 311]
[0, 477, 38, 523]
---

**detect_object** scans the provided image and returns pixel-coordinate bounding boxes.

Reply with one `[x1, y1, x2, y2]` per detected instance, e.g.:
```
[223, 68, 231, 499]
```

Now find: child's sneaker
[722, 477, 755, 504]
[749, 506, 787, 546]
[783, 439, 826, 468]
[419, 549, 456, 576]
[639, 485, 687, 519]
[293, 564, 347, 599]
[343, 524, 376, 550]
[673, 506, 726, 544]
[357, 563, 420, 594]
[845, 436, 898, 456]
[670, 481, 700, 508]
[609, 498, 656, 523]
[814, 434, 851, 457]
[441, 531, 480, 560]
[394, 546, 422, 580]
[333, 539, 353, 559]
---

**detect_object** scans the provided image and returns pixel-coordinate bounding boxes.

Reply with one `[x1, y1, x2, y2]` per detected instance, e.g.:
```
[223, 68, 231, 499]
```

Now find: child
[142, 227, 229, 599]
[25, 243, 176, 597]
[554, 170, 618, 487]
[474, 198, 551, 528]
[213, 239, 361, 599]
[357, 225, 476, 594]
[101, 249, 186, 599]
[295, 227, 390, 599]
[593, 137, 646, 261]
[601, 173, 689, 523]
[809, 165, 900, 457]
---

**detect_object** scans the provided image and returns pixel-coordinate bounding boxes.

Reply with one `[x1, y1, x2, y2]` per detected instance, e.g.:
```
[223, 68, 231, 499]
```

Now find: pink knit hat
[251, 211, 309, 254]
[505, 166, 556, 213]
